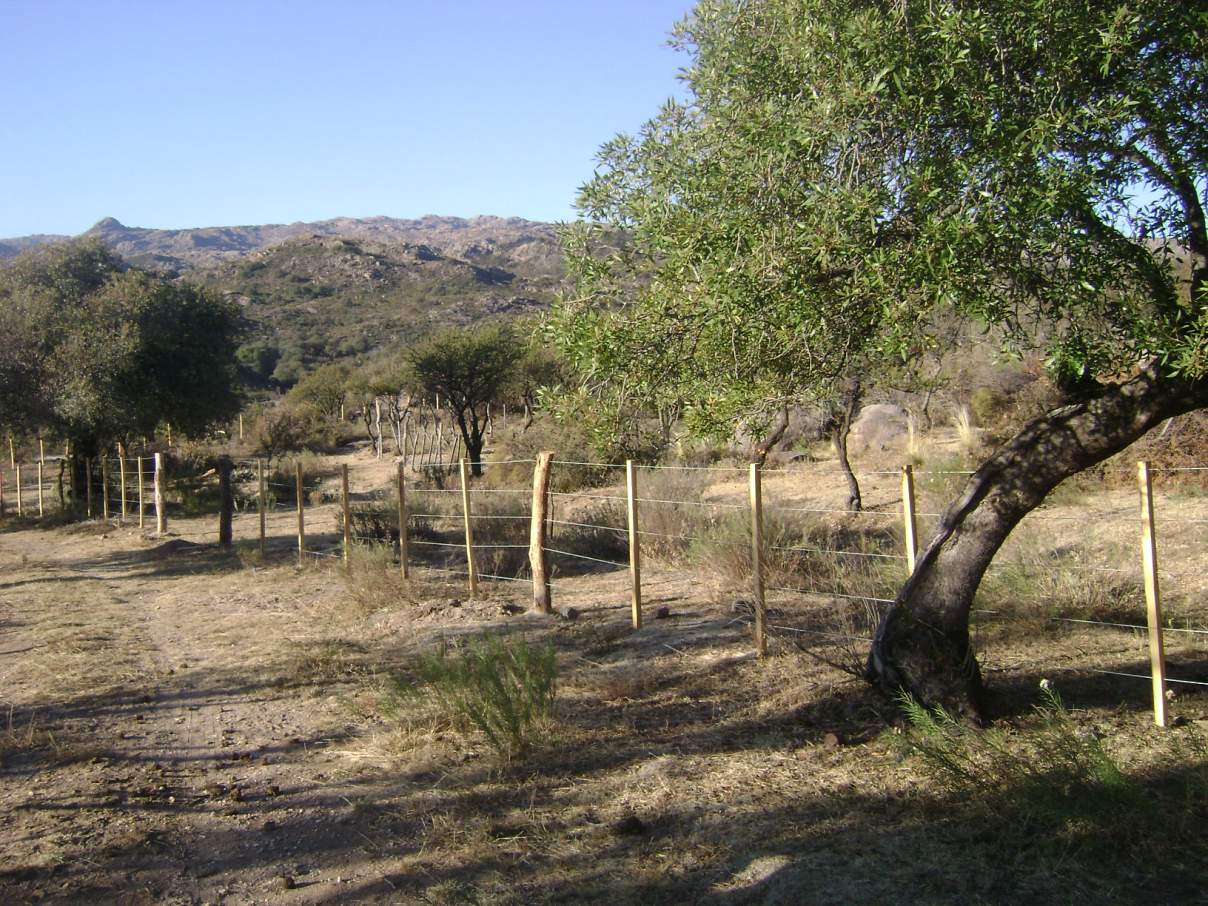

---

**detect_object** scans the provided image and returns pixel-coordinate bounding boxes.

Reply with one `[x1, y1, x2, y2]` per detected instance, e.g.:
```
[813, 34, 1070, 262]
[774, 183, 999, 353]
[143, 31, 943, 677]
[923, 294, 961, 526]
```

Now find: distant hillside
[196, 233, 560, 383]
[0, 233, 70, 258]
[0, 215, 562, 274]
[0, 215, 566, 385]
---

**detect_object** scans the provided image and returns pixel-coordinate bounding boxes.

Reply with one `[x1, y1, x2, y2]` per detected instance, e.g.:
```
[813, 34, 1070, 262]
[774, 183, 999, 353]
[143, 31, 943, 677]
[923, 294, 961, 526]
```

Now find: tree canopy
[553, 0, 1207, 715]
[408, 325, 524, 475]
[0, 239, 246, 452]
[554, 0, 1206, 420]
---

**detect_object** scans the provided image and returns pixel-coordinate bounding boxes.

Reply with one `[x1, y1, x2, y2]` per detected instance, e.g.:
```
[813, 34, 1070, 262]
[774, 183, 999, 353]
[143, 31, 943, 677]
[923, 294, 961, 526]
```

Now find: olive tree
[553, 0, 1207, 717]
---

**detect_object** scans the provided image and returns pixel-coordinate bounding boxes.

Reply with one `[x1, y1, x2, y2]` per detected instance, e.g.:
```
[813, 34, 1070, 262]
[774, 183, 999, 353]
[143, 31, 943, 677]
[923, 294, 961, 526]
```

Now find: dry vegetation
[2, 425, 1207, 904]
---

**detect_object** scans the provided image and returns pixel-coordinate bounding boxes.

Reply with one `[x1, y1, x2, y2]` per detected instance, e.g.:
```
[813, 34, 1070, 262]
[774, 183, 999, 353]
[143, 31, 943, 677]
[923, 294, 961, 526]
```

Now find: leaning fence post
[626, 460, 643, 629]
[119, 454, 128, 524]
[137, 456, 146, 529]
[1137, 461, 1169, 728]
[257, 459, 266, 557]
[341, 464, 352, 567]
[901, 464, 919, 574]
[397, 463, 409, 577]
[295, 461, 305, 567]
[750, 462, 767, 658]
[530, 452, 553, 614]
[154, 452, 167, 534]
[460, 458, 478, 597]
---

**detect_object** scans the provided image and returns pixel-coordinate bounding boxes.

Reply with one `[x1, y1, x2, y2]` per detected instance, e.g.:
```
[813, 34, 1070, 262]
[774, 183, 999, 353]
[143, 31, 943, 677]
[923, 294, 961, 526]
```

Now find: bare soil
[2, 447, 1207, 904]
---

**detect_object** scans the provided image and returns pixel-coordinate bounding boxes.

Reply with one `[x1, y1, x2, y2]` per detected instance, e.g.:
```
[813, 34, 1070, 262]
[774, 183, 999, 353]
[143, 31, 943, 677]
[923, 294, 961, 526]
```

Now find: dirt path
[0, 515, 429, 904]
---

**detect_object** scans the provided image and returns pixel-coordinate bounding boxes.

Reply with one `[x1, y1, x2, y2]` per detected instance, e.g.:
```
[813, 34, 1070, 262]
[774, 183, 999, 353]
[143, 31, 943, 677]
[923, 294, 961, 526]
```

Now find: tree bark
[867, 363, 1208, 721]
[832, 379, 863, 512]
[751, 405, 790, 466]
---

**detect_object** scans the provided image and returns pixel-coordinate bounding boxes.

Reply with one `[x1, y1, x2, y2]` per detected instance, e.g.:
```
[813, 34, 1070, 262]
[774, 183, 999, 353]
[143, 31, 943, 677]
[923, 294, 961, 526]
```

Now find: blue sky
[1, 1, 694, 237]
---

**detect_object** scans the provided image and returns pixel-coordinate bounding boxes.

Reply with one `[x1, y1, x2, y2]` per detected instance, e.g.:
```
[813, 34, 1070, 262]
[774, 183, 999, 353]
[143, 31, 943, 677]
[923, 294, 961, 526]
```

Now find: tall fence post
[137, 456, 146, 529]
[257, 459, 266, 557]
[750, 462, 767, 658]
[217, 456, 234, 547]
[86, 457, 94, 518]
[530, 452, 553, 614]
[341, 464, 352, 567]
[460, 458, 478, 598]
[37, 461, 44, 517]
[1137, 461, 1169, 728]
[101, 457, 110, 521]
[119, 454, 128, 524]
[626, 460, 643, 629]
[15, 464, 23, 517]
[153, 452, 167, 534]
[901, 464, 919, 574]
[397, 463, 409, 578]
[295, 461, 306, 567]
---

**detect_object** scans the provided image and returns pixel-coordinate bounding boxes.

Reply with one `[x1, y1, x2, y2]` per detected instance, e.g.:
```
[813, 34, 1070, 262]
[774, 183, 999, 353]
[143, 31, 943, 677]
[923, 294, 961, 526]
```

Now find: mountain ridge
[0, 213, 562, 274]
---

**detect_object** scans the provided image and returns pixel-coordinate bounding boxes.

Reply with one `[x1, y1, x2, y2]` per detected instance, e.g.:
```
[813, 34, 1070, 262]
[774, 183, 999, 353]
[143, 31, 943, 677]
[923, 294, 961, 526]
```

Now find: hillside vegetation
[0, 215, 565, 384]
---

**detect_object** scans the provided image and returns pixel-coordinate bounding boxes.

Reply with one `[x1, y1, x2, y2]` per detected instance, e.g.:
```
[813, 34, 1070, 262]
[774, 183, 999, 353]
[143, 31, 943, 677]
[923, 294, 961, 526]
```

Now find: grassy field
[1, 437, 1206, 904]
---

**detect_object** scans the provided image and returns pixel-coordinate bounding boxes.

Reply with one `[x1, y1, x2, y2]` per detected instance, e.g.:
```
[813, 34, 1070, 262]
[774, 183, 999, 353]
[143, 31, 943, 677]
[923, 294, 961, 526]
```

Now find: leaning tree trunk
[867, 363, 1208, 721]
[832, 379, 863, 512]
[751, 405, 790, 467]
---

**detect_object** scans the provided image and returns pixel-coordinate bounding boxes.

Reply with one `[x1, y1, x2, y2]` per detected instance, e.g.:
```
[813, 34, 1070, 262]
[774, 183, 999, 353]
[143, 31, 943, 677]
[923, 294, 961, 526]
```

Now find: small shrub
[396, 634, 557, 762]
[263, 452, 325, 506]
[899, 683, 1144, 833]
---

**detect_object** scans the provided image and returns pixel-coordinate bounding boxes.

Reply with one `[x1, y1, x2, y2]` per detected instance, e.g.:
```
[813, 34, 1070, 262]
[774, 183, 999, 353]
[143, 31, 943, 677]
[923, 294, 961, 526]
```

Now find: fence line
[6, 450, 1205, 727]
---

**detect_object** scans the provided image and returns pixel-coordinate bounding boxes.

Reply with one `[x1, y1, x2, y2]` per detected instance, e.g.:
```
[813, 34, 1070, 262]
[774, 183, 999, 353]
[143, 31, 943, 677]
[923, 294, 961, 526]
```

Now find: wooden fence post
[295, 461, 305, 567]
[530, 452, 553, 614]
[15, 464, 23, 517]
[101, 457, 110, 521]
[154, 453, 167, 534]
[119, 454, 128, 524]
[1138, 461, 1169, 728]
[37, 461, 44, 517]
[341, 464, 352, 567]
[217, 456, 234, 547]
[901, 464, 919, 574]
[460, 458, 478, 597]
[257, 459, 266, 557]
[750, 462, 767, 658]
[397, 463, 409, 578]
[8, 435, 14, 469]
[239, 413, 244, 442]
[626, 460, 642, 629]
[38, 438, 44, 465]
[86, 457, 93, 518]
[137, 456, 145, 529]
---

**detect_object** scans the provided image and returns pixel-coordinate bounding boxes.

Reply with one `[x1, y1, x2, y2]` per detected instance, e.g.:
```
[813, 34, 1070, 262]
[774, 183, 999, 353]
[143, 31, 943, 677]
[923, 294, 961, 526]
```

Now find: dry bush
[286, 637, 370, 683]
[488, 417, 618, 492]
[977, 552, 1144, 633]
[1106, 410, 1208, 488]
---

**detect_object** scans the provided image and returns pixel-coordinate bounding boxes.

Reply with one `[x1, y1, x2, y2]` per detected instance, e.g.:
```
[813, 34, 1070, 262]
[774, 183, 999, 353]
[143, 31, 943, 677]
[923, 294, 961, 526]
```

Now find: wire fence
[4, 449, 1205, 725]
